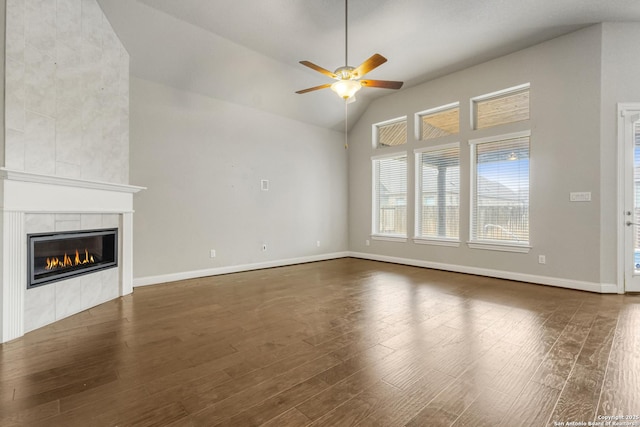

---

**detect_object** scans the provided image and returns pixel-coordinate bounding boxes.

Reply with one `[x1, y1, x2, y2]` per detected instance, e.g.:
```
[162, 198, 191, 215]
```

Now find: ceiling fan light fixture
[331, 79, 362, 100]
[294, 0, 402, 99]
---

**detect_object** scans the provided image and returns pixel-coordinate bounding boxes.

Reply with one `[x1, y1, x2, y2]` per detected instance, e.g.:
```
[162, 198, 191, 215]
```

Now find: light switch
[570, 192, 591, 202]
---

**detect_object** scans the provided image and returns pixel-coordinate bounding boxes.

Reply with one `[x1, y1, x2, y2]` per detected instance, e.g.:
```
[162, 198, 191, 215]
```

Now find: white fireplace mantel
[1, 168, 146, 343]
[0, 168, 145, 213]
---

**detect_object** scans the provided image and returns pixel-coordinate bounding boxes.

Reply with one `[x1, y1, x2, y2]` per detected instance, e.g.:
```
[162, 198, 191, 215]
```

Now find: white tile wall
[55, 161, 82, 179]
[81, 272, 104, 308]
[6, 0, 26, 62]
[24, 111, 56, 175]
[102, 214, 119, 228]
[25, 213, 55, 234]
[24, 284, 55, 332]
[4, 0, 130, 184]
[80, 214, 103, 230]
[55, 213, 81, 231]
[57, 0, 82, 50]
[5, 128, 25, 170]
[24, 46, 56, 117]
[55, 277, 84, 319]
[81, 0, 103, 51]
[25, 0, 56, 55]
[5, 56, 26, 132]
[100, 268, 119, 301]
[55, 102, 83, 167]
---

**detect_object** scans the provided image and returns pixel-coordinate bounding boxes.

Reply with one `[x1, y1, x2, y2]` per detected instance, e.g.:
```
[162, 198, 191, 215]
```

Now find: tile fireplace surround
[0, 168, 144, 343]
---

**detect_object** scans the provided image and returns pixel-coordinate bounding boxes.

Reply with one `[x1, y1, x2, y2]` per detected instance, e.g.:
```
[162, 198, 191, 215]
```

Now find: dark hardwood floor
[1, 258, 639, 426]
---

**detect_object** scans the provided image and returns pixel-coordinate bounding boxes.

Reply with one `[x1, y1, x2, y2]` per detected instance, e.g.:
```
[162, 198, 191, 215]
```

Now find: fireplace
[27, 228, 118, 288]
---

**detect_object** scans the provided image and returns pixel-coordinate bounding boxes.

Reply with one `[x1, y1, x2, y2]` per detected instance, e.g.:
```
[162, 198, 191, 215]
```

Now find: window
[417, 103, 459, 141]
[470, 131, 530, 250]
[372, 153, 407, 238]
[473, 84, 530, 130]
[374, 117, 407, 148]
[415, 144, 460, 244]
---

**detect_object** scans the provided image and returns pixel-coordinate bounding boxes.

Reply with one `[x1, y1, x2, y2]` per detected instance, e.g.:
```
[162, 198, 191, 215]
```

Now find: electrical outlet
[316, 241, 321, 247]
[262, 243, 267, 251]
[538, 255, 546, 264]
[365, 239, 370, 246]
[210, 249, 216, 258]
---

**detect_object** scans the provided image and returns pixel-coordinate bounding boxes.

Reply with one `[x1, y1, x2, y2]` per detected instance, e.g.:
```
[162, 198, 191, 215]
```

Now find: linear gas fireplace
[27, 228, 118, 288]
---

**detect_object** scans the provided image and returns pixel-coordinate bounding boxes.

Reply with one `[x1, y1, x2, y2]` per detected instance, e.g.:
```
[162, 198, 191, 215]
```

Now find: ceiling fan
[295, 0, 403, 102]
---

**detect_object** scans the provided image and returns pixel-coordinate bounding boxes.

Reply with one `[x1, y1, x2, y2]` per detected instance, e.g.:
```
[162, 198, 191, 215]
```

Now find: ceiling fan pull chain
[344, 99, 349, 149]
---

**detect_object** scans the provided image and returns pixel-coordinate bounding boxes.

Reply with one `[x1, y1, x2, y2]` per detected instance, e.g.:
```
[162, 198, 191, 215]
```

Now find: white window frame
[372, 116, 408, 149]
[468, 130, 531, 253]
[414, 102, 460, 141]
[371, 151, 408, 242]
[470, 83, 530, 130]
[414, 143, 460, 247]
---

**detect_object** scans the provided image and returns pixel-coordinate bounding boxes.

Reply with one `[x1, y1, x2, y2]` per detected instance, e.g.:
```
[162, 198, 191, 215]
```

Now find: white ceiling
[96, 0, 640, 131]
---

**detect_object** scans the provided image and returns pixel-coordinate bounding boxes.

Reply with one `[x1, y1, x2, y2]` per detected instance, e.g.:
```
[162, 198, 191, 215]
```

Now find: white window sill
[467, 241, 531, 253]
[371, 234, 408, 243]
[413, 237, 460, 247]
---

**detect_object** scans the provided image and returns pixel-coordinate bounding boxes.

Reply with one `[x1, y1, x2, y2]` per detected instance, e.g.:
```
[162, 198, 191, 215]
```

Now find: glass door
[624, 112, 640, 291]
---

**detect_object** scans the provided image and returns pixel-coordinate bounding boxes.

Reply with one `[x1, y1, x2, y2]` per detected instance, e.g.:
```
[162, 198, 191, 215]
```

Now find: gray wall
[130, 78, 348, 280]
[348, 25, 605, 285]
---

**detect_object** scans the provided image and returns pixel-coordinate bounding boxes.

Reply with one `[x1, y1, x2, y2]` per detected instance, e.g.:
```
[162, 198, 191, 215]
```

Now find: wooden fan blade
[299, 61, 337, 79]
[295, 83, 332, 94]
[360, 79, 404, 90]
[353, 54, 387, 78]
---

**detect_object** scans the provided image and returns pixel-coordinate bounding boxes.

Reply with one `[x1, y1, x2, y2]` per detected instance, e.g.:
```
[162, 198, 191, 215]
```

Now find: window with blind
[372, 153, 407, 238]
[473, 84, 530, 130]
[415, 144, 460, 243]
[470, 131, 530, 249]
[374, 117, 407, 148]
[417, 103, 459, 141]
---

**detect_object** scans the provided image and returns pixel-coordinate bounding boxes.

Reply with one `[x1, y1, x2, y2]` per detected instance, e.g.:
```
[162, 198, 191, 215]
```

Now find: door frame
[617, 102, 640, 293]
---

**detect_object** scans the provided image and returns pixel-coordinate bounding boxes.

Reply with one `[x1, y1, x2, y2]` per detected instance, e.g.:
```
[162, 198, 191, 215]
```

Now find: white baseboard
[133, 252, 350, 287]
[348, 252, 621, 294]
[133, 250, 621, 294]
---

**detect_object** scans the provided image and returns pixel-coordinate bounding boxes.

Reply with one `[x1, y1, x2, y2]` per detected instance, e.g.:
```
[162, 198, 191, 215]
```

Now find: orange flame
[45, 249, 96, 271]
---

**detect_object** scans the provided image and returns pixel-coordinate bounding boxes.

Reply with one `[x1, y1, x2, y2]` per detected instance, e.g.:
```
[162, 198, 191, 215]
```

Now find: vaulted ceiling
[97, 0, 640, 131]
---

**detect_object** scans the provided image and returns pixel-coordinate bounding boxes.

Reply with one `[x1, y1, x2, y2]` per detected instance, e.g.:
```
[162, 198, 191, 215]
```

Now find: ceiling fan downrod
[344, 0, 349, 67]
